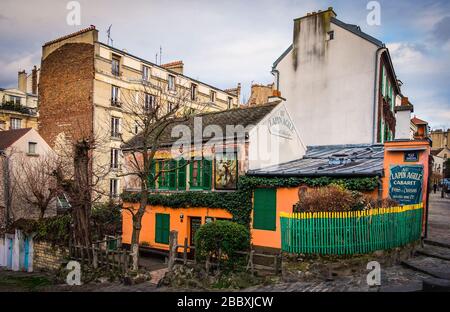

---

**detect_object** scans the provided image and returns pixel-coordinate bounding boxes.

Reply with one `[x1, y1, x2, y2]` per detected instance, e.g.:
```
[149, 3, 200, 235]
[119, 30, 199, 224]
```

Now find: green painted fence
[280, 204, 423, 255]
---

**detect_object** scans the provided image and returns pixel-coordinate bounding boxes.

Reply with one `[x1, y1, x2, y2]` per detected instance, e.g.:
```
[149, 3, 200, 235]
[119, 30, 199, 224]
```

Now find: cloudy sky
[1, 0, 449, 128]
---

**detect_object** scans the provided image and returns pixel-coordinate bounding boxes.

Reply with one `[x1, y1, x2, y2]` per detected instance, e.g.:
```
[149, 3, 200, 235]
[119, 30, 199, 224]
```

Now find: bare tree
[13, 153, 60, 219]
[52, 118, 112, 250]
[119, 79, 205, 270]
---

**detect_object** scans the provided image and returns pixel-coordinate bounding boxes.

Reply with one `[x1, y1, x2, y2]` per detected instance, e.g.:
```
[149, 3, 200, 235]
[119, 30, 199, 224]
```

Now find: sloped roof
[248, 144, 384, 177]
[0, 128, 32, 150]
[431, 148, 444, 156]
[123, 103, 279, 150]
[330, 18, 383, 47]
[411, 116, 428, 125]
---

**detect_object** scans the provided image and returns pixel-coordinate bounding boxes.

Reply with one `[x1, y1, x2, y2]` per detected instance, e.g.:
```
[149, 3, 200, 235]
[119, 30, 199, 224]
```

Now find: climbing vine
[121, 176, 379, 227]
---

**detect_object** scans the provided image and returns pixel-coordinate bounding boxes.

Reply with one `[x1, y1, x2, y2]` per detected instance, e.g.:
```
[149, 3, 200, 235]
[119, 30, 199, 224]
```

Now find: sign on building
[389, 165, 424, 205]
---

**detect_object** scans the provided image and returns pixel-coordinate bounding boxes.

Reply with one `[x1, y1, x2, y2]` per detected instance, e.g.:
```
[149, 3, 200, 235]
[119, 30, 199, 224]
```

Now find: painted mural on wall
[389, 165, 424, 205]
[215, 153, 238, 190]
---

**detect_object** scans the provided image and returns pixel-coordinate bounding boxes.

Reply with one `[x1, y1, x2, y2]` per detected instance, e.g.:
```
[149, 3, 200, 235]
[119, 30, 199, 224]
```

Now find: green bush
[195, 220, 250, 268]
[91, 203, 122, 240]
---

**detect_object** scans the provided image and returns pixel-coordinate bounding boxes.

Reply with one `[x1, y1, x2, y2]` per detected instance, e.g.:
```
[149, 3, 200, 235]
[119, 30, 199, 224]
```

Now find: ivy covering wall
[121, 176, 379, 227]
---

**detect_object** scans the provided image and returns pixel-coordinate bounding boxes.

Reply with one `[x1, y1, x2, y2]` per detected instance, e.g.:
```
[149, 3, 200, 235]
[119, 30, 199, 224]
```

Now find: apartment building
[0, 67, 39, 131]
[38, 26, 240, 200]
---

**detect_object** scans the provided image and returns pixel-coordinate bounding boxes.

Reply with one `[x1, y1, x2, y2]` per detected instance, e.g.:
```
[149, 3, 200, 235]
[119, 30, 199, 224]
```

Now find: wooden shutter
[178, 158, 186, 190]
[253, 188, 277, 231]
[168, 159, 177, 190]
[202, 158, 212, 190]
[148, 159, 156, 189]
[155, 213, 170, 244]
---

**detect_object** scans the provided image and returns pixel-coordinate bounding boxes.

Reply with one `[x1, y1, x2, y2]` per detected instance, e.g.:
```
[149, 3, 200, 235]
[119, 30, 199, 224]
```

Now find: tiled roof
[248, 144, 385, 177]
[43, 25, 96, 47]
[0, 128, 32, 150]
[123, 102, 279, 149]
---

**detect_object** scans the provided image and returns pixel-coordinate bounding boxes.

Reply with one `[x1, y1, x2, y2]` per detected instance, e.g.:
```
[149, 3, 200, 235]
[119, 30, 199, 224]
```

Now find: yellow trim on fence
[279, 203, 423, 219]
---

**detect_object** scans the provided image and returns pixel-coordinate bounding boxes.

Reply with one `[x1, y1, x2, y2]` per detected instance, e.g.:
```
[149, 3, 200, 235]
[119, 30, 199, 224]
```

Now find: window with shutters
[155, 213, 170, 244]
[253, 188, 277, 231]
[189, 158, 212, 190]
[148, 159, 156, 189]
[157, 160, 169, 189]
[177, 158, 187, 190]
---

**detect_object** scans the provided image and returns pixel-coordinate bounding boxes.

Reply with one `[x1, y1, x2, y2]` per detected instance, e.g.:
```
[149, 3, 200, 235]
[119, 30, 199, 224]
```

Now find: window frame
[28, 142, 37, 155]
[111, 117, 121, 138]
[210, 90, 216, 103]
[110, 148, 120, 169]
[10, 118, 21, 130]
[109, 178, 119, 198]
[111, 55, 121, 76]
[191, 84, 197, 101]
[155, 213, 170, 244]
[168, 74, 176, 91]
[142, 65, 150, 81]
[111, 85, 120, 106]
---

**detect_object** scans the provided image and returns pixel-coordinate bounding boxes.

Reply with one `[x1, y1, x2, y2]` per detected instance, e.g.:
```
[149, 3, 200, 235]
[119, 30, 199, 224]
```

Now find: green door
[155, 213, 170, 244]
[253, 188, 277, 231]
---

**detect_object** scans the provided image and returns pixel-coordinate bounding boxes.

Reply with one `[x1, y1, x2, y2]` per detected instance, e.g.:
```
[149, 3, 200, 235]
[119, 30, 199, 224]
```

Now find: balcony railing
[111, 99, 122, 107]
[0, 102, 37, 116]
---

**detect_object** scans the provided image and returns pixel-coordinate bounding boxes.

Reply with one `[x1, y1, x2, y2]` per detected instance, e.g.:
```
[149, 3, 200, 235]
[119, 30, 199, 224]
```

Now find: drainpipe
[372, 47, 387, 144]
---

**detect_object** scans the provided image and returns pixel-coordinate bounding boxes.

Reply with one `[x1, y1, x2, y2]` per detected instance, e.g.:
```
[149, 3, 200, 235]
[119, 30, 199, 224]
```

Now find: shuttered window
[253, 188, 277, 231]
[178, 158, 187, 190]
[168, 159, 177, 190]
[189, 158, 212, 190]
[155, 213, 170, 244]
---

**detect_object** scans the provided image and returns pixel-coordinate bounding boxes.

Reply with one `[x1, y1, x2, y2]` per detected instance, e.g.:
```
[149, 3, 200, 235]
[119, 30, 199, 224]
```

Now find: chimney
[32, 66, 38, 95]
[18, 70, 27, 93]
[292, 7, 337, 70]
[394, 96, 414, 140]
[162, 60, 184, 75]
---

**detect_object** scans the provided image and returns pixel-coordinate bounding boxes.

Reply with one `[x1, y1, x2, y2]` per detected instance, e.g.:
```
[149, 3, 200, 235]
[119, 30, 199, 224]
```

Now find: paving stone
[402, 256, 450, 280]
[422, 277, 450, 292]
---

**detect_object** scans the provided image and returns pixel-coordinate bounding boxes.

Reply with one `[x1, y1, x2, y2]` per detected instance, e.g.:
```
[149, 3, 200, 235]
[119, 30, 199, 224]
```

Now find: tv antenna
[107, 25, 114, 46]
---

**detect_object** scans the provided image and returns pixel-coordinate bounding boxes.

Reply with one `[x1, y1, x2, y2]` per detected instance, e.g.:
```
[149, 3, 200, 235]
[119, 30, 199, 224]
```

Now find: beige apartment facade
[38, 26, 240, 200]
[0, 68, 39, 131]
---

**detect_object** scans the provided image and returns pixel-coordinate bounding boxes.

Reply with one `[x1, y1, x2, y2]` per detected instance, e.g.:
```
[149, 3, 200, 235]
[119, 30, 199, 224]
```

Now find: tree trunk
[130, 182, 149, 271]
[72, 140, 93, 260]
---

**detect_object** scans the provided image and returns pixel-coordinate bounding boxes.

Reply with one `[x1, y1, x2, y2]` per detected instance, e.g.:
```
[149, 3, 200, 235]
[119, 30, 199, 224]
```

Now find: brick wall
[33, 240, 68, 271]
[39, 42, 95, 147]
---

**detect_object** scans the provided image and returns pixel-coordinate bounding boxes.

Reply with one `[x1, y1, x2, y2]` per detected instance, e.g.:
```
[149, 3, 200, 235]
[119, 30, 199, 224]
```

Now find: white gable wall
[276, 19, 380, 147]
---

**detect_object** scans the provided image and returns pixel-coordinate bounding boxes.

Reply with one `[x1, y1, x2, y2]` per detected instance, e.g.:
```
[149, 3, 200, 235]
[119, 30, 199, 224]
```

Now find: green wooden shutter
[168, 159, 177, 190]
[148, 159, 156, 189]
[202, 158, 212, 190]
[155, 213, 170, 244]
[177, 158, 186, 190]
[253, 188, 277, 231]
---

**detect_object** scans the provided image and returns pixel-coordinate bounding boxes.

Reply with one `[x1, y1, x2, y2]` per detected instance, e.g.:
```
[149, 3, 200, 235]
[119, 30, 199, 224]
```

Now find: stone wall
[33, 240, 68, 271]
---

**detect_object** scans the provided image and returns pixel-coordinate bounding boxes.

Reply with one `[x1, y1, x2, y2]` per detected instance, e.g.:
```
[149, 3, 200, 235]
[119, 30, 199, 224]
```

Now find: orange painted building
[248, 140, 431, 250]
[121, 203, 232, 251]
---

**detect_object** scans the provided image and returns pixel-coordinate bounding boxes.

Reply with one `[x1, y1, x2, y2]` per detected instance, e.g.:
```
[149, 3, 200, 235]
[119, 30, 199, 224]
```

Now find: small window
[327, 31, 334, 40]
[143, 65, 150, 81]
[134, 121, 139, 134]
[9, 96, 21, 105]
[191, 84, 197, 101]
[112, 55, 120, 76]
[168, 74, 176, 91]
[227, 97, 233, 109]
[167, 102, 174, 113]
[28, 142, 37, 154]
[109, 179, 119, 198]
[10, 118, 21, 130]
[111, 117, 121, 138]
[144, 93, 154, 111]
[111, 85, 120, 106]
[189, 158, 212, 190]
[210, 90, 216, 103]
[110, 148, 120, 169]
